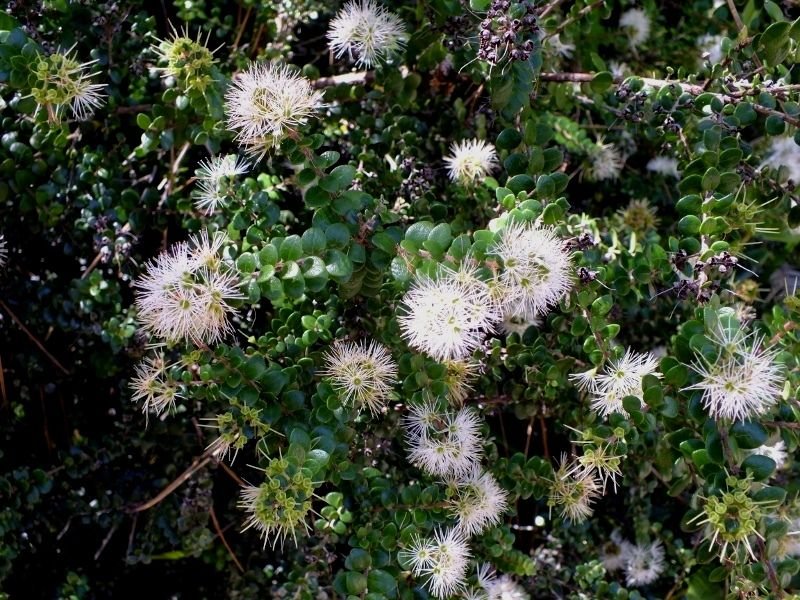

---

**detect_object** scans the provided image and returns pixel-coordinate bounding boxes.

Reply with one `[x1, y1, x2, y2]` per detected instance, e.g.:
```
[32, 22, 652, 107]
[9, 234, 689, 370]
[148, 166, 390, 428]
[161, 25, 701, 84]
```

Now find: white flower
[444, 139, 499, 184]
[761, 136, 800, 183]
[684, 327, 784, 422]
[0, 234, 7, 268]
[327, 0, 407, 67]
[402, 528, 471, 599]
[130, 354, 183, 420]
[225, 63, 323, 157]
[646, 156, 680, 178]
[608, 60, 628, 79]
[747, 440, 788, 470]
[193, 155, 249, 214]
[485, 575, 529, 600]
[624, 541, 666, 587]
[446, 466, 508, 536]
[405, 404, 483, 477]
[601, 531, 633, 572]
[698, 33, 726, 66]
[134, 231, 242, 345]
[500, 314, 541, 337]
[571, 349, 661, 418]
[619, 9, 651, 49]
[548, 454, 602, 523]
[398, 265, 500, 362]
[30, 48, 105, 122]
[544, 33, 574, 59]
[320, 339, 398, 415]
[586, 139, 624, 181]
[569, 443, 624, 494]
[443, 358, 482, 405]
[491, 221, 574, 320]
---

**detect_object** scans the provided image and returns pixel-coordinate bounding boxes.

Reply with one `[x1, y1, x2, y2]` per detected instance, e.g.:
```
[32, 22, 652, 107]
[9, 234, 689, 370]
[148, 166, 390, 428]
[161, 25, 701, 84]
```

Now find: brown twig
[0, 299, 70, 375]
[128, 452, 213, 513]
[0, 354, 7, 409]
[94, 522, 119, 560]
[209, 504, 244, 572]
[538, 0, 567, 19]
[231, 6, 253, 51]
[757, 536, 785, 598]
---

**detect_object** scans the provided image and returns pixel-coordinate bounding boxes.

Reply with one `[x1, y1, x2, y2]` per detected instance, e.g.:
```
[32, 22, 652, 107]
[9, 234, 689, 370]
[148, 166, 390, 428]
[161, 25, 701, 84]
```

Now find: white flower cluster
[548, 453, 602, 523]
[684, 325, 784, 421]
[619, 8, 651, 49]
[471, 564, 529, 599]
[129, 353, 183, 421]
[570, 348, 662, 417]
[585, 139, 625, 181]
[193, 154, 249, 214]
[399, 221, 573, 362]
[327, 0, 406, 67]
[134, 231, 242, 345]
[602, 533, 666, 587]
[225, 63, 324, 157]
[320, 339, 398, 415]
[646, 156, 680, 178]
[761, 136, 800, 183]
[31, 49, 105, 122]
[444, 139, 499, 185]
[402, 402, 511, 596]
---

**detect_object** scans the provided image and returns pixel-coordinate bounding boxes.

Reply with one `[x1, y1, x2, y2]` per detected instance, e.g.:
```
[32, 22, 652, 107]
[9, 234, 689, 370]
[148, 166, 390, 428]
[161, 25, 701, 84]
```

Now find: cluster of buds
[565, 232, 596, 252]
[477, 0, 539, 66]
[399, 157, 436, 201]
[695, 251, 739, 275]
[668, 249, 740, 303]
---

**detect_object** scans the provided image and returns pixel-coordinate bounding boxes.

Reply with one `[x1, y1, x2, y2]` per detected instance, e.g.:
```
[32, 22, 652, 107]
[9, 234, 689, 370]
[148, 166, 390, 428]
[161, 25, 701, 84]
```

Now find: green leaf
[367, 569, 397, 598]
[496, 128, 522, 150]
[280, 235, 303, 261]
[590, 71, 614, 93]
[731, 421, 768, 449]
[742, 454, 776, 481]
[320, 165, 356, 193]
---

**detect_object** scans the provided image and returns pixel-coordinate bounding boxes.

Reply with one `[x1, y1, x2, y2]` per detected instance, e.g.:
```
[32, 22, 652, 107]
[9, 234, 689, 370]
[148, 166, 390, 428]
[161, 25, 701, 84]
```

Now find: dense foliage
[1, 0, 800, 598]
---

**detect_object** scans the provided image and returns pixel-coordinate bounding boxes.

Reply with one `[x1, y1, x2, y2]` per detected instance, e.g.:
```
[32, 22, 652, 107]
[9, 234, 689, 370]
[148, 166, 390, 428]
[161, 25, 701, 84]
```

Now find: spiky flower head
[585, 139, 624, 181]
[225, 63, 323, 158]
[239, 457, 315, 549]
[320, 339, 398, 415]
[151, 25, 217, 92]
[443, 358, 481, 405]
[399, 264, 500, 362]
[193, 155, 249, 214]
[571, 348, 661, 418]
[620, 199, 659, 233]
[500, 314, 541, 337]
[683, 325, 784, 422]
[548, 454, 602, 523]
[601, 531, 633, 572]
[747, 440, 788, 471]
[405, 403, 483, 477]
[624, 541, 665, 587]
[129, 354, 183, 421]
[569, 443, 624, 494]
[327, 0, 407, 68]
[485, 574, 529, 600]
[619, 8, 651, 48]
[491, 220, 573, 320]
[30, 48, 105, 122]
[646, 156, 680, 178]
[689, 475, 776, 560]
[204, 413, 248, 463]
[134, 231, 242, 345]
[401, 528, 471, 598]
[761, 136, 800, 183]
[445, 466, 508, 536]
[0, 234, 7, 268]
[443, 139, 499, 185]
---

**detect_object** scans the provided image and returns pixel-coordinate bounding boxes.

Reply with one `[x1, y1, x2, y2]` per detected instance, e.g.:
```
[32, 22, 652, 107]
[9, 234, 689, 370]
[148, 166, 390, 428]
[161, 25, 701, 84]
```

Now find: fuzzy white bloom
[225, 63, 323, 157]
[569, 443, 624, 494]
[698, 34, 726, 66]
[608, 60, 628, 79]
[0, 234, 7, 268]
[646, 156, 680, 178]
[134, 231, 242, 345]
[619, 9, 651, 49]
[684, 327, 784, 422]
[30, 48, 105, 121]
[402, 528, 471, 598]
[586, 139, 625, 181]
[327, 0, 407, 67]
[549, 454, 602, 523]
[491, 221, 573, 320]
[399, 265, 500, 362]
[500, 314, 541, 337]
[446, 466, 508, 536]
[761, 136, 800, 183]
[571, 349, 661, 417]
[601, 531, 633, 572]
[544, 32, 574, 58]
[624, 541, 666, 587]
[193, 155, 249, 214]
[747, 440, 788, 470]
[405, 404, 483, 477]
[485, 575, 529, 600]
[130, 354, 183, 420]
[320, 339, 398, 414]
[443, 358, 481, 405]
[444, 139, 499, 184]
